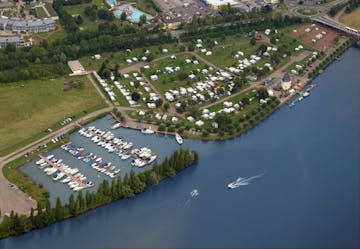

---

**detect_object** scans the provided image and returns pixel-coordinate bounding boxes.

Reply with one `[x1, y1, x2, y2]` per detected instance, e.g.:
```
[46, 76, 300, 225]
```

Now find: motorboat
[36, 159, 45, 165]
[175, 133, 183, 145]
[121, 154, 131, 160]
[141, 127, 154, 135]
[111, 123, 121, 129]
[190, 189, 199, 197]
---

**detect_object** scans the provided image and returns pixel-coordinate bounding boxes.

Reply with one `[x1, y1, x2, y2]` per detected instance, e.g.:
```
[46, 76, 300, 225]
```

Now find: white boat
[46, 155, 54, 160]
[53, 173, 64, 181]
[175, 133, 183, 145]
[141, 127, 154, 135]
[46, 168, 57, 176]
[121, 154, 131, 160]
[111, 123, 121, 129]
[190, 189, 199, 197]
[36, 159, 45, 165]
[62, 177, 71, 183]
[148, 155, 157, 164]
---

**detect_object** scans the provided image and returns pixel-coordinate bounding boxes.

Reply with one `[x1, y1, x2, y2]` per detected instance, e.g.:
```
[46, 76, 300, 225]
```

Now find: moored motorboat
[175, 133, 183, 145]
[141, 127, 154, 135]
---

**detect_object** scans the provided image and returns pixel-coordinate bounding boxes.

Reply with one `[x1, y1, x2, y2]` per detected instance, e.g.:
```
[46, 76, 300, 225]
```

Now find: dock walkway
[39, 155, 89, 189]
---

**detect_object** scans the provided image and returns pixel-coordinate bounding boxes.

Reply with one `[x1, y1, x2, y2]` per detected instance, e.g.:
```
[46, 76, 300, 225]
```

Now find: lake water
[20, 115, 180, 206]
[1, 47, 359, 248]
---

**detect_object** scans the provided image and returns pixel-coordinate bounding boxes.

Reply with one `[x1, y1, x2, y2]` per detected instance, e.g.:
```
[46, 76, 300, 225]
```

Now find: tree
[257, 87, 269, 100]
[55, 197, 63, 220]
[250, 37, 256, 46]
[139, 14, 147, 25]
[120, 11, 127, 21]
[164, 102, 170, 111]
[155, 98, 163, 107]
[131, 92, 141, 101]
[75, 15, 83, 25]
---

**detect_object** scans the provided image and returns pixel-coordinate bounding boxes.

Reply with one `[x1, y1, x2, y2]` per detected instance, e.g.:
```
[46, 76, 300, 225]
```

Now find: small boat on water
[111, 123, 121, 129]
[121, 154, 131, 160]
[175, 133, 183, 145]
[46, 155, 54, 160]
[190, 189, 199, 197]
[141, 127, 154, 135]
[36, 159, 45, 165]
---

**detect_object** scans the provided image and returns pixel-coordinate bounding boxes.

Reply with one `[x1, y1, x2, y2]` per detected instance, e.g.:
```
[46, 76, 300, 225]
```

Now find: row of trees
[308, 39, 354, 78]
[180, 15, 305, 42]
[0, 149, 199, 238]
[345, 0, 360, 13]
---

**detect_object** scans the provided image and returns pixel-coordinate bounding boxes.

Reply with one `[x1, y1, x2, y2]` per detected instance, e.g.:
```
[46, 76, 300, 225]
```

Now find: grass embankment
[340, 7, 360, 31]
[0, 76, 104, 156]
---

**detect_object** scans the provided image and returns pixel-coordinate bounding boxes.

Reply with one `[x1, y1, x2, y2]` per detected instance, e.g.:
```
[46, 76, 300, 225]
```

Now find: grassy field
[297, 8, 317, 16]
[143, 53, 209, 93]
[63, 0, 113, 31]
[32, 21, 68, 43]
[195, 42, 264, 68]
[79, 43, 180, 71]
[340, 7, 360, 31]
[0, 76, 103, 156]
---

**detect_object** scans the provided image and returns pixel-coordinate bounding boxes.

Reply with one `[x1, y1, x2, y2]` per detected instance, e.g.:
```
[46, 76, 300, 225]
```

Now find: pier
[38, 155, 90, 189]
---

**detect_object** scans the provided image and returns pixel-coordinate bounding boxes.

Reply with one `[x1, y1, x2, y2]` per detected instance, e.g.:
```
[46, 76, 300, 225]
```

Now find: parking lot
[154, 0, 218, 23]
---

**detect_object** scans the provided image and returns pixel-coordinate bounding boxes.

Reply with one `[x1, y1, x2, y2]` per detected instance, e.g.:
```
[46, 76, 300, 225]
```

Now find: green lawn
[195, 42, 264, 68]
[143, 53, 209, 93]
[36, 6, 48, 18]
[63, 0, 112, 31]
[32, 21, 68, 43]
[0, 76, 103, 156]
[79, 43, 180, 71]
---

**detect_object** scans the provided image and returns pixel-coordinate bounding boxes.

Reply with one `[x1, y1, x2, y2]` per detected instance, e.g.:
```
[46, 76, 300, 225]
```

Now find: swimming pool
[116, 4, 153, 23]
[106, 0, 116, 7]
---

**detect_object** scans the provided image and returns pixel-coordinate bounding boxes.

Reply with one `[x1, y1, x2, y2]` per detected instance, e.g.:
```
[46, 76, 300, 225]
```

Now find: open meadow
[340, 7, 360, 31]
[0, 76, 103, 156]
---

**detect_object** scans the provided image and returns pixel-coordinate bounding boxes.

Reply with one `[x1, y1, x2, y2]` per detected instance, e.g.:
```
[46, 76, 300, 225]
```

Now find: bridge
[311, 16, 360, 40]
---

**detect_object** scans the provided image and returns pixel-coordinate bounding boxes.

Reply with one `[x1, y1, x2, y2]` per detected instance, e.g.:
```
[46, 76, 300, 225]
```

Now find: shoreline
[0, 36, 355, 236]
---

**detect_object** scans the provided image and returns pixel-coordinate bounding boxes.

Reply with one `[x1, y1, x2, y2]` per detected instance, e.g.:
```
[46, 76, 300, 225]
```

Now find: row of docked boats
[78, 126, 158, 167]
[61, 143, 120, 178]
[288, 83, 317, 108]
[35, 154, 94, 192]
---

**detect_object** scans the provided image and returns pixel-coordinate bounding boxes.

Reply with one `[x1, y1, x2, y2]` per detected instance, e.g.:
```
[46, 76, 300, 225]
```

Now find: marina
[288, 83, 317, 108]
[78, 126, 157, 167]
[19, 114, 180, 206]
[36, 155, 94, 192]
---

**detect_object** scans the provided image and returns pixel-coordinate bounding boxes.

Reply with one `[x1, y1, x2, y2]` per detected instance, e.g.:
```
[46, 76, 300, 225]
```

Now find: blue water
[106, 0, 115, 6]
[1, 47, 359, 248]
[116, 4, 153, 23]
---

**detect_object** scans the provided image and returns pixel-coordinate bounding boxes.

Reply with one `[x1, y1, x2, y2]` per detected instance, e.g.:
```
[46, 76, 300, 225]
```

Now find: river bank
[0, 45, 358, 248]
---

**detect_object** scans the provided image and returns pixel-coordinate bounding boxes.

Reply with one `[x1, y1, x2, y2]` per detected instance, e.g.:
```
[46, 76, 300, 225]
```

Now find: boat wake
[228, 170, 266, 189]
[181, 189, 199, 207]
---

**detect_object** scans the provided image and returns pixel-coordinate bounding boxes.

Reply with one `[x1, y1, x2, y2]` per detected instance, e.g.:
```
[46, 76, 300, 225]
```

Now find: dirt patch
[290, 24, 344, 51]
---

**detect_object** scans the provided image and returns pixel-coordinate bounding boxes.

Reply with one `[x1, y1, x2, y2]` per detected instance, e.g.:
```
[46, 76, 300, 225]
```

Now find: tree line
[0, 149, 198, 238]
[180, 15, 305, 42]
